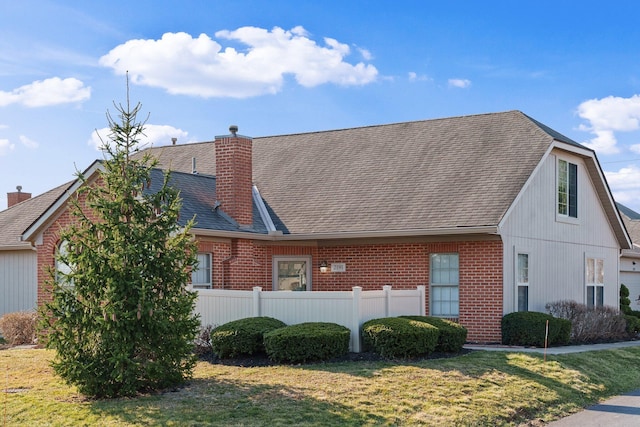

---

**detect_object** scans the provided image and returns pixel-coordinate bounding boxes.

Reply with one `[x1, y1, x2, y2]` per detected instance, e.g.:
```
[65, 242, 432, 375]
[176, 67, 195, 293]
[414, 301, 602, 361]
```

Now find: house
[617, 202, 640, 308]
[0, 183, 70, 317]
[7, 110, 632, 343]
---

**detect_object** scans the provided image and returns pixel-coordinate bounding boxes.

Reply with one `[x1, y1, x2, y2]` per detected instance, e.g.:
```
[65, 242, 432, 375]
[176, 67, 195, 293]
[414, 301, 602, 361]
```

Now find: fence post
[383, 285, 392, 317]
[253, 286, 262, 317]
[417, 285, 426, 316]
[352, 286, 362, 352]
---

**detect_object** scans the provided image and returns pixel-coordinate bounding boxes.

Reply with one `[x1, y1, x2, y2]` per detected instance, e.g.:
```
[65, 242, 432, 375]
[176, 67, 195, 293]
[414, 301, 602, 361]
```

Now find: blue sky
[2, 1, 640, 212]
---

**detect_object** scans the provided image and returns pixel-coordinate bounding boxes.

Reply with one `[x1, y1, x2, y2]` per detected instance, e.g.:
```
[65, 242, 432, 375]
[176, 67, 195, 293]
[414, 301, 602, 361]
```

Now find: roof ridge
[256, 110, 524, 139]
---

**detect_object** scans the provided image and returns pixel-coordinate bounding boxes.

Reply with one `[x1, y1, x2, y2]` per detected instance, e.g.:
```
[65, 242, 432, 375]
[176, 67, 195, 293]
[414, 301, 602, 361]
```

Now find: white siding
[0, 250, 37, 317]
[620, 256, 640, 311]
[501, 150, 620, 314]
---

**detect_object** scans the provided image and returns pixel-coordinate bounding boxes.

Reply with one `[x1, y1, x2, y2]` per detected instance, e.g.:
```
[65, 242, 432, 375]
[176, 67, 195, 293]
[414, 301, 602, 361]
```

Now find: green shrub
[211, 317, 286, 358]
[0, 311, 36, 346]
[263, 322, 350, 363]
[625, 314, 640, 335]
[362, 317, 439, 358]
[621, 284, 632, 315]
[400, 316, 467, 353]
[502, 312, 571, 347]
[629, 310, 640, 319]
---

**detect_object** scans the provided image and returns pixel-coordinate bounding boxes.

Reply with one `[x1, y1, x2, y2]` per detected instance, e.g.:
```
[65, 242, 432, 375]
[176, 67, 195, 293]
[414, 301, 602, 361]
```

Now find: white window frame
[585, 256, 604, 308]
[272, 256, 312, 291]
[516, 252, 529, 312]
[557, 157, 579, 222]
[430, 253, 459, 317]
[191, 253, 212, 289]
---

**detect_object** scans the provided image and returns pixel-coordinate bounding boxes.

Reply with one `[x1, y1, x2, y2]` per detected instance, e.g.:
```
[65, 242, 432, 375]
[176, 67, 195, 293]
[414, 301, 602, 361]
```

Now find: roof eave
[21, 160, 104, 243]
[0, 243, 35, 251]
[192, 225, 500, 241]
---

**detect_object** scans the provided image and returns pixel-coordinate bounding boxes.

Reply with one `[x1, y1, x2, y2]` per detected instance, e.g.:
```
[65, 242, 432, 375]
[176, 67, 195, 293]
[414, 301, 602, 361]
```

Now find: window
[517, 253, 529, 312]
[273, 256, 311, 291]
[586, 257, 604, 307]
[558, 159, 578, 218]
[430, 253, 459, 317]
[192, 253, 212, 289]
[55, 240, 74, 287]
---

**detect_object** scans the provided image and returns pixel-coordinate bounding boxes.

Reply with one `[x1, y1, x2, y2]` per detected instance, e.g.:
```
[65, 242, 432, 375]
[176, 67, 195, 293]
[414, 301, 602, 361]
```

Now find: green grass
[3, 347, 640, 426]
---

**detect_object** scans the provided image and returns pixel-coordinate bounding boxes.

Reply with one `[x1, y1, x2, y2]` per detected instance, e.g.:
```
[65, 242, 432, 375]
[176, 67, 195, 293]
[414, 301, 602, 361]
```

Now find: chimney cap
[229, 125, 238, 135]
[16, 185, 22, 192]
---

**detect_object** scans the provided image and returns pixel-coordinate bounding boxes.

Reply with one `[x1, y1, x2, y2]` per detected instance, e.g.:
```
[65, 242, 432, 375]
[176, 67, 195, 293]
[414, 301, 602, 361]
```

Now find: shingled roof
[0, 182, 71, 249]
[143, 110, 583, 235]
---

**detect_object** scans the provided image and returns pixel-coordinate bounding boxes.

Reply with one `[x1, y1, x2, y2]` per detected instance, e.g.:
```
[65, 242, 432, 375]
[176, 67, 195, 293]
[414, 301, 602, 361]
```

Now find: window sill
[555, 214, 580, 225]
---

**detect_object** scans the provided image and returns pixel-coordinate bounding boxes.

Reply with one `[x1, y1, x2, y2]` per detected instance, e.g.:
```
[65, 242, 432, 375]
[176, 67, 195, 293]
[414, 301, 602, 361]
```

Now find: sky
[2, 1, 640, 213]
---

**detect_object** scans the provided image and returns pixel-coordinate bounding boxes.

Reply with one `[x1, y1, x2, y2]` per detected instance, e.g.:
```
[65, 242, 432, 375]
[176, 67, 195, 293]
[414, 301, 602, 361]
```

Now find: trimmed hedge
[362, 317, 439, 358]
[263, 322, 350, 363]
[400, 316, 468, 353]
[502, 312, 571, 347]
[210, 317, 286, 358]
[625, 314, 640, 335]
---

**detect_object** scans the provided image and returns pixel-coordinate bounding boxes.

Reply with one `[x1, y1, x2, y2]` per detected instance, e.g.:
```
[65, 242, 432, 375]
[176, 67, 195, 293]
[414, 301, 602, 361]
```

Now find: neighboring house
[7, 110, 631, 343]
[0, 184, 70, 317]
[617, 202, 640, 309]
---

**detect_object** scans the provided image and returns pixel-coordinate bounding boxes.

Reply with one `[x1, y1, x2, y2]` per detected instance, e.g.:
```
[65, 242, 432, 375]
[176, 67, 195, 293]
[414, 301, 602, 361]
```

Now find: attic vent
[192, 157, 198, 174]
[229, 125, 238, 136]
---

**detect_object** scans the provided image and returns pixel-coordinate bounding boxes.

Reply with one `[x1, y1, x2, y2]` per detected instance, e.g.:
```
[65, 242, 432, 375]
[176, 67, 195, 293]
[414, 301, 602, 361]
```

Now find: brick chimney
[7, 185, 31, 208]
[214, 125, 253, 227]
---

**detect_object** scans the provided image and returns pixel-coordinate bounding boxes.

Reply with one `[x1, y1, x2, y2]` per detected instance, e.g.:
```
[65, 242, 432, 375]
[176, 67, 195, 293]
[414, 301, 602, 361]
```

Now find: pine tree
[40, 83, 200, 398]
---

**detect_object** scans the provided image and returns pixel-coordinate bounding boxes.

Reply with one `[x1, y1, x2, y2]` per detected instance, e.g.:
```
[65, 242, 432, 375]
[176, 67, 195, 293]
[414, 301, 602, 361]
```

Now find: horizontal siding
[0, 251, 37, 317]
[502, 150, 621, 314]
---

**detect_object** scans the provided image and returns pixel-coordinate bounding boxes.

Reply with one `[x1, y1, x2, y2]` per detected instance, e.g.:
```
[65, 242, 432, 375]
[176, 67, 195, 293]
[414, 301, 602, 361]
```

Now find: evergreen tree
[40, 84, 200, 398]
[621, 284, 632, 314]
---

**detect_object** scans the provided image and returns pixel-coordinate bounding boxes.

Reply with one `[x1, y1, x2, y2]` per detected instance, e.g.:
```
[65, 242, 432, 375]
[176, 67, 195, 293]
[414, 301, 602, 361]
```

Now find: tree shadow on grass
[87, 375, 388, 426]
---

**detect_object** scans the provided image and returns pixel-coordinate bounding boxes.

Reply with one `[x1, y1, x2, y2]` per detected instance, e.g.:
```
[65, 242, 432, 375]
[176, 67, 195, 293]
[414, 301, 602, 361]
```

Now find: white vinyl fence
[193, 285, 426, 352]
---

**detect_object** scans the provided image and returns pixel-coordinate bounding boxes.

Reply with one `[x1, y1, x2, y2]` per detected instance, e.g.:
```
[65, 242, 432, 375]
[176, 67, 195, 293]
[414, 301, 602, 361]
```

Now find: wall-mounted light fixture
[320, 260, 328, 273]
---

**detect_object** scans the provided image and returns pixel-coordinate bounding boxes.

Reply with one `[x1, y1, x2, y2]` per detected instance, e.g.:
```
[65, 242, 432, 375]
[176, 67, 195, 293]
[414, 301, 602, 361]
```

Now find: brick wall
[214, 134, 253, 227]
[195, 238, 504, 343]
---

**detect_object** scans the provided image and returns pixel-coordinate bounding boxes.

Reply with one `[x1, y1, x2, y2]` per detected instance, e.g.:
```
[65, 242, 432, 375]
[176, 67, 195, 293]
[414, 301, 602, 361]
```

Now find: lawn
[3, 347, 640, 426]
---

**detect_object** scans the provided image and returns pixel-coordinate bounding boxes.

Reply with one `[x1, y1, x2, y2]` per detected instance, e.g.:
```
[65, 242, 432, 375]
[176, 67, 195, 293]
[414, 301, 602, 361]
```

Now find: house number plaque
[331, 263, 346, 272]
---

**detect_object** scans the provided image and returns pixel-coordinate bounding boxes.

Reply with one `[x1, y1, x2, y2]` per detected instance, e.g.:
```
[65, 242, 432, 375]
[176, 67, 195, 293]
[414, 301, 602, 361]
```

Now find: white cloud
[448, 78, 471, 88]
[89, 124, 191, 151]
[577, 95, 640, 155]
[605, 165, 640, 209]
[0, 77, 90, 107]
[19, 135, 39, 149]
[0, 139, 15, 156]
[356, 46, 373, 61]
[0, 124, 8, 130]
[99, 27, 378, 98]
[408, 72, 431, 82]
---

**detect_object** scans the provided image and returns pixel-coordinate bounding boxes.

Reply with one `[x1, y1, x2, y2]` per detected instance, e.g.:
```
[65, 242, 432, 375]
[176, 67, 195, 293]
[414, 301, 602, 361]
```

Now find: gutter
[191, 225, 500, 241]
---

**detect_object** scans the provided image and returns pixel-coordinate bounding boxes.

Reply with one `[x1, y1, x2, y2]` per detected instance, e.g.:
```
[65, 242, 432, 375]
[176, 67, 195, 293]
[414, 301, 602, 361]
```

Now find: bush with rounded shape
[0, 311, 36, 346]
[400, 315, 467, 353]
[624, 314, 640, 335]
[502, 312, 571, 347]
[211, 317, 286, 358]
[362, 317, 439, 358]
[263, 322, 350, 363]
